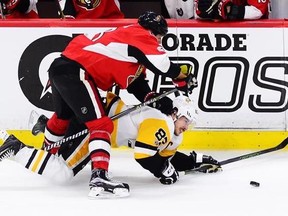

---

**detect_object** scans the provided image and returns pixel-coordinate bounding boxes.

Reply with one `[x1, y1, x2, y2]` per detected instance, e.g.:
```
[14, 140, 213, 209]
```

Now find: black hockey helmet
[138, 11, 168, 36]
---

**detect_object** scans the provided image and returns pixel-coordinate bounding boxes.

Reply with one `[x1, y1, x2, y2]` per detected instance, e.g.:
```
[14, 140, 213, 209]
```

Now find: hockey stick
[185, 136, 288, 174]
[110, 88, 178, 120]
[42, 88, 178, 151]
[219, 136, 288, 165]
[0, 3, 5, 19]
[30, 88, 179, 133]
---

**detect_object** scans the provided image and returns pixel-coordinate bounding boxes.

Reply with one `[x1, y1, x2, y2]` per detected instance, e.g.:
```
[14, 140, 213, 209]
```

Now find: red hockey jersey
[63, 0, 124, 19]
[233, 0, 270, 18]
[62, 24, 170, 91]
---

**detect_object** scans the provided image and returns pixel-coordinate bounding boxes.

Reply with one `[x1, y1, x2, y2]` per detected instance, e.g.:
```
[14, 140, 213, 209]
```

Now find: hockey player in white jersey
[0, 93, 221, 198]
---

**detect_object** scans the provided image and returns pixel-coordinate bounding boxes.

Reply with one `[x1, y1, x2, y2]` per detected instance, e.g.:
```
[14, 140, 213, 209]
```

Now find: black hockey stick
[43, 88, 178, 151]
[110, 88, 178, 120]
[219, 136, 288, 165]
[185, 136, 288, 174]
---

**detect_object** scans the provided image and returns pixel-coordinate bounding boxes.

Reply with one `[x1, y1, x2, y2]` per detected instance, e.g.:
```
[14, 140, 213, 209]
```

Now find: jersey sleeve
[127, 27, 177, 77]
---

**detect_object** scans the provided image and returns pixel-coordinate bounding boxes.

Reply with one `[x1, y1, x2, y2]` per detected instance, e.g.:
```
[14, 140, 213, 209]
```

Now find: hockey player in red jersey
[195, 0, 270, 20]
[32, 11, 197, 198]
[0, 94, 221, 198]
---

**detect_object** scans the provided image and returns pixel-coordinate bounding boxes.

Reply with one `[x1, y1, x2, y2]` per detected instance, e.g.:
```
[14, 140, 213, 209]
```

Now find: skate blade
[88, 187, 130, 199]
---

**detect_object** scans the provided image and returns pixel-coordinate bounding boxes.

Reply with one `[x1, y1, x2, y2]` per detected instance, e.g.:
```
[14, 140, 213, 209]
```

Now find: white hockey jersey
[163, 0, 194, 19]
[107, 92, 183, 159]
[13, 92, 183, 183]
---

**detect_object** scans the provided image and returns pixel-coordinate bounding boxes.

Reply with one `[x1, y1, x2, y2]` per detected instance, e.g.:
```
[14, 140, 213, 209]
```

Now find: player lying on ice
[0, 93, 222, 198]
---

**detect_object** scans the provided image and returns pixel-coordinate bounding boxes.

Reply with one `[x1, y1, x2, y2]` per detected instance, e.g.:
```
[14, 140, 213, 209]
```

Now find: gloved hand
[159, 159, 179, 185]
[190, 151, 222, 173]
[144, 91, 173, 115]
[218, 0, 233, 19]
[195, 0, 220, 19]
[32, 114, 49, 136]
[172, 64, 198, 96]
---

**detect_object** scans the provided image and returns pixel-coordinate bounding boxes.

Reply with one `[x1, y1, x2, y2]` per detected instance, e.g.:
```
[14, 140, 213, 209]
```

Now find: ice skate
[88, 169, 130, 199]
[0, 133, 25, 162]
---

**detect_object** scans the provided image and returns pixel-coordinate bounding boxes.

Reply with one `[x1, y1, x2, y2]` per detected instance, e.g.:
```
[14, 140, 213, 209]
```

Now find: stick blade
[277, 136, 288, 149]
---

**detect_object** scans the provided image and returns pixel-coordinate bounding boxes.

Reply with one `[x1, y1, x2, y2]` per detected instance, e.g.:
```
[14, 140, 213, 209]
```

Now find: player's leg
[0, 133, 74, 183]
[50, 57, 129, 198]
[43, 57, 75, 154]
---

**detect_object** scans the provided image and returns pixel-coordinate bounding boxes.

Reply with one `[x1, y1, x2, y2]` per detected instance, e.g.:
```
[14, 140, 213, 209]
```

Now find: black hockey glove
[144, 92, 173, 115]
[32, 115, 49, 136]
[172, 64, 198, 96]
[159, 159, 179, 185]
[195, 0, 220, 19]
[218, 0, 245, 20]
[190, 151, 222, 173]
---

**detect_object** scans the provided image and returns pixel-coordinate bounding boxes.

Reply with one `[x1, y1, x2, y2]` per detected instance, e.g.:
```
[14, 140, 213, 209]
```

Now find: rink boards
[3, 130, 288, 150]
[1, 19, 288, 150]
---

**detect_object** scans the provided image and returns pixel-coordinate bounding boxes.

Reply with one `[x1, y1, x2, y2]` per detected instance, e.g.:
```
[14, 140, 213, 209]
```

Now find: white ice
[0, 149, 287, 216]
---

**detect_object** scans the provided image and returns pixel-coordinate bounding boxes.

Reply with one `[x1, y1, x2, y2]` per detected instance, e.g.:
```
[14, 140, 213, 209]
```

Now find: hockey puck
[250, 181, 260, 187]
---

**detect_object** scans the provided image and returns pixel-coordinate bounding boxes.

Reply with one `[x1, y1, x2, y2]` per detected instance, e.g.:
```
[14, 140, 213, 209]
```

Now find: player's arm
[171, 151, 222, 173]
[135, 148, 179, 185]
[133, 119, 180, 184]
[128, 45, 198, 96]
[126, 71, 173, 115]
[126, 72, 153, 102]
[135, 150, 167, 177]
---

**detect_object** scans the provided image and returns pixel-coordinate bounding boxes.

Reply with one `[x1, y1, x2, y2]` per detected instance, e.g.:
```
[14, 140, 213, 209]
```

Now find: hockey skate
[88, 169, 130, 199]
[0, 133, 25, 162]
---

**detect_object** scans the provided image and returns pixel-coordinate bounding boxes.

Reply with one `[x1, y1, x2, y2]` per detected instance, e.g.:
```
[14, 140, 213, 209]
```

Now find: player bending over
[0, 94, 221, 198]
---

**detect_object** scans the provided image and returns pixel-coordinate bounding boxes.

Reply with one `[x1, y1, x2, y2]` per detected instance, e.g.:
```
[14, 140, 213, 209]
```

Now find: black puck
[250, 181, 260, 187]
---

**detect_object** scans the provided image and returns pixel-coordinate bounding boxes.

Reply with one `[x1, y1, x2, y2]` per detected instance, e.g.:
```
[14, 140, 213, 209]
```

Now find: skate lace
[0, 149, 14, 162]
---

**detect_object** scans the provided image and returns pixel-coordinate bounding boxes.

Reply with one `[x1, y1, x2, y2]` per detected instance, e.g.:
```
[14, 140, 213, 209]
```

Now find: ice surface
[0, 149, 287, 216]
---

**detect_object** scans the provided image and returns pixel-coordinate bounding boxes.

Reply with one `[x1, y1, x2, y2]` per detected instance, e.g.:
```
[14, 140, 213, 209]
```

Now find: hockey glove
[32, 115, 49, 136]
[218, 0, 233, 19]
[144, 92, 173, 115]
[172, 64, 198, 96]
[190, 151, 222, 173]
[159, 159, 179, 185]
[195, 0, 220, 19]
